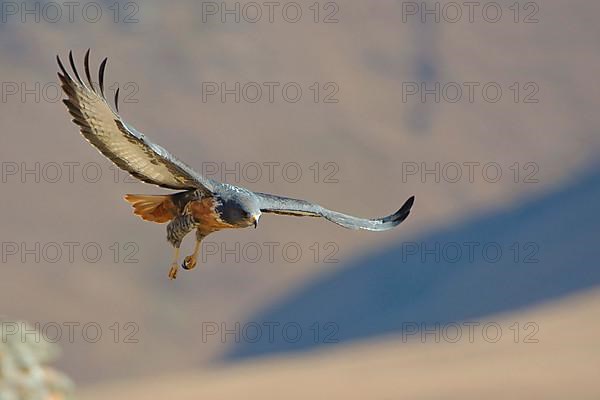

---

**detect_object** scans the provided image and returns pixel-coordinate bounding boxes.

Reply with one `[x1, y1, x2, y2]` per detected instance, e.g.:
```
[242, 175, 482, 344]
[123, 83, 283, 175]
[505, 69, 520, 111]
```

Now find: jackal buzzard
[57, 50, 414, 279]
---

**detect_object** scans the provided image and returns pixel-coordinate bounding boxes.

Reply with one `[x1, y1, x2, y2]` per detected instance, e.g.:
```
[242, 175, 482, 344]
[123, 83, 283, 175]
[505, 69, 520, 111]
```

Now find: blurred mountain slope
[80, 289, 600, 400]
[227, 164, 600, 360]
[0, 0, 599, 387]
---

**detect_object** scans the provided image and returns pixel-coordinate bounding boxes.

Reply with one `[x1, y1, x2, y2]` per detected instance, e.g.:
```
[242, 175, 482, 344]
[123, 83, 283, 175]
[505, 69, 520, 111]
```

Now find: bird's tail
[124, 194, 177, 223]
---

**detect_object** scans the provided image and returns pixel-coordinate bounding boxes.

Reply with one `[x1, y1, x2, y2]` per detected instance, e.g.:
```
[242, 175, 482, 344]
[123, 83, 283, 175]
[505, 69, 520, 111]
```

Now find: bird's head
[215, 191, 261, 229]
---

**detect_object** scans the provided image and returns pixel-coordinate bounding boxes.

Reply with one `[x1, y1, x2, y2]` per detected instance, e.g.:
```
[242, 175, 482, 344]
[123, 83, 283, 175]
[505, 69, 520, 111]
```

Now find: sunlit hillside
[0, 0, 599, 397]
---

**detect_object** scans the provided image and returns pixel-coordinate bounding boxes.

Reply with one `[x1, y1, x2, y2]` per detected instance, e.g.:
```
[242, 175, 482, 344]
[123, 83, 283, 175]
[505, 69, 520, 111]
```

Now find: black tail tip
[391, 195, 415, 225]
[402, 195, 415, 212]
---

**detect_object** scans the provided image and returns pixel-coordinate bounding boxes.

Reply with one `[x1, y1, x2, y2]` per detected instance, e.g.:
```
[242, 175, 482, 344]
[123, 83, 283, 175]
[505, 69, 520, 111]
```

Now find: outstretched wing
[57, 50, 215, 192]
[255, 192, 414, 231]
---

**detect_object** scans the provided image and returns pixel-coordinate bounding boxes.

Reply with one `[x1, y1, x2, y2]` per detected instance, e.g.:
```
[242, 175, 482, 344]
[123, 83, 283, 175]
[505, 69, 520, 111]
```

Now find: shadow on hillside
[224, 165, 600, 361]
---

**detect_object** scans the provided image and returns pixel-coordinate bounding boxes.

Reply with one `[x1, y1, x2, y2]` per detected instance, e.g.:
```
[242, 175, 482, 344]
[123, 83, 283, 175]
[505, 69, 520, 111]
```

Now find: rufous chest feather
[188, 198, 233, 231]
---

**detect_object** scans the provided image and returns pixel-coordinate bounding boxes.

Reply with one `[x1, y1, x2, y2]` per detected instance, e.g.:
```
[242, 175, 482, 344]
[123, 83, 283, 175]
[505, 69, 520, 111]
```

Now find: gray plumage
[57, 50, 414, 278]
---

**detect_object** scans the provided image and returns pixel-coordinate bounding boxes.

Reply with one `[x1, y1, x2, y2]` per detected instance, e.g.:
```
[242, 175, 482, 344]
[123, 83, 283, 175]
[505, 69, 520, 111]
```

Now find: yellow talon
[168, 247, 180, 280]
[182, 238, 202, 271]
[182, 255, 197, 270]
[168, 263, 178, 280]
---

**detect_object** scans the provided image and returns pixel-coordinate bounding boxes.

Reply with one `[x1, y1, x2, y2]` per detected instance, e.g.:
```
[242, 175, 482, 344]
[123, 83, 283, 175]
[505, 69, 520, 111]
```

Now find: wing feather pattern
[255, 193, 414, 231]
[57, 50, 214, 192]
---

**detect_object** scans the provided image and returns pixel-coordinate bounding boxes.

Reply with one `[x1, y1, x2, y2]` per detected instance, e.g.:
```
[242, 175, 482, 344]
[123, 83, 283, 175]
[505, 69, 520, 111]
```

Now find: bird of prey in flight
[57, 50, 415, 280]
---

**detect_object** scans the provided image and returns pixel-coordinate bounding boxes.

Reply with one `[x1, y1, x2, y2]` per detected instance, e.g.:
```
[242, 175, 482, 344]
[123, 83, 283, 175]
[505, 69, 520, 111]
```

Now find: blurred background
[1, 0, 599, 398]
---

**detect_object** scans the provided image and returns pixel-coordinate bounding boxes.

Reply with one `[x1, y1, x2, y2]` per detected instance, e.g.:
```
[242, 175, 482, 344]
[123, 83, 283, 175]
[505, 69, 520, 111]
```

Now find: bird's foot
[182, 255, 197, 271]
[168, 263, 179, 280]
[168, 247, 181, 280]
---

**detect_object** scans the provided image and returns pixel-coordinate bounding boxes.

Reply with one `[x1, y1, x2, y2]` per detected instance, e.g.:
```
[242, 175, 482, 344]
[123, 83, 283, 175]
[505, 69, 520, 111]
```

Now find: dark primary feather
[57, 50, 215, 192]
[114, 87, 120, 112]
[255, 193, 414, 231]
[98, 57, 107, 98]
[57, 50, 415, 234]
[68, 51, 84, 86]
[84, 49, 93, 88]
